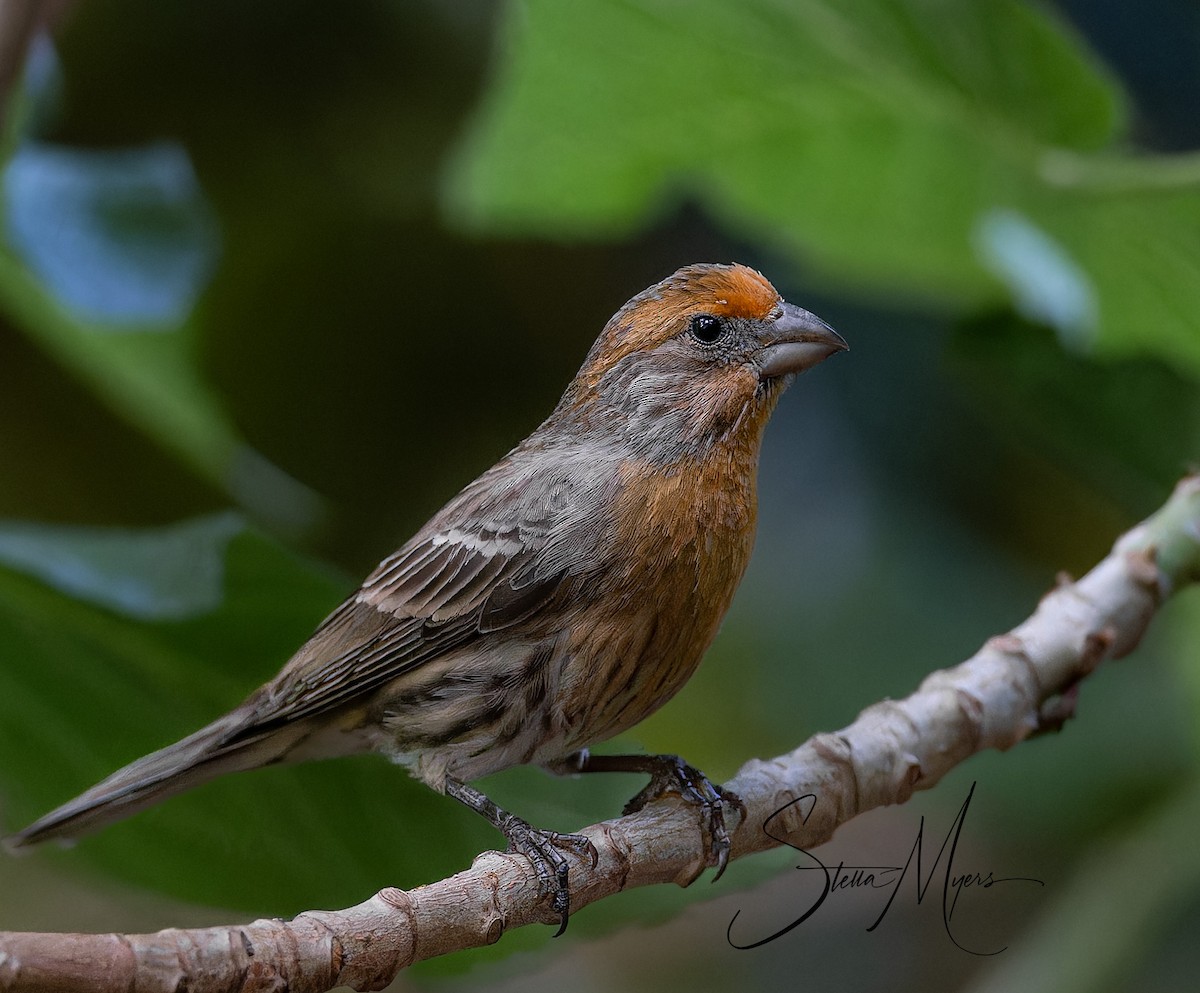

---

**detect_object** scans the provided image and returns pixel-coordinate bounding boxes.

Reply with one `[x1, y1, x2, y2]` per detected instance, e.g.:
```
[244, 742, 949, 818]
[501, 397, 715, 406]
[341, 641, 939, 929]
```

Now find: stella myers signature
[727, 782, 1044, 955]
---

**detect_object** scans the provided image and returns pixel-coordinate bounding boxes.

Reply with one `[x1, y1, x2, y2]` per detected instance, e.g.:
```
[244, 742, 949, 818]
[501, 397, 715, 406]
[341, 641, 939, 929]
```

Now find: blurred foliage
[449, 0, 1200, 373]
[0, 1, 1197, 991]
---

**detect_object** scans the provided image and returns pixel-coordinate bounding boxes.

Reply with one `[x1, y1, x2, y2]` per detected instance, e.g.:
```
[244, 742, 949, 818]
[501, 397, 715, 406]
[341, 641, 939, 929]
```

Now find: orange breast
[555, 440, 761, 746]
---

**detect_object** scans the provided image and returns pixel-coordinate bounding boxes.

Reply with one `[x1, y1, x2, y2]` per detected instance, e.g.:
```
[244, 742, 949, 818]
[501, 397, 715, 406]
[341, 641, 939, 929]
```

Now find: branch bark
[2, 474, 1199, 993]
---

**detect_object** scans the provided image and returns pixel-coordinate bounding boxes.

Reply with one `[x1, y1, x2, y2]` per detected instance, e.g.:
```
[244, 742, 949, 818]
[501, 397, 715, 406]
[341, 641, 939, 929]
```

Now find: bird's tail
[3, 708, 301, 852]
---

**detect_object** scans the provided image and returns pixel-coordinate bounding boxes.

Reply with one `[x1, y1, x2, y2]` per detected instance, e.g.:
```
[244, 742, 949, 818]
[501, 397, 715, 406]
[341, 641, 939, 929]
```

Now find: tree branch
[2, 474, 1199, 993]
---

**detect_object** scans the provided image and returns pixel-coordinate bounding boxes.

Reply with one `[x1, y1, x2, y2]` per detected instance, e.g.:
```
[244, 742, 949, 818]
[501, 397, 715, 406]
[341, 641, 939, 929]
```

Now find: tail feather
[3, 710, 299, 851]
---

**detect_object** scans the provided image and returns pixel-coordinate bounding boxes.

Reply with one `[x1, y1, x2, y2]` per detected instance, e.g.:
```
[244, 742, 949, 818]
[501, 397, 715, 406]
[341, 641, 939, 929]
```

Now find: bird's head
[557, 263, 847, 460]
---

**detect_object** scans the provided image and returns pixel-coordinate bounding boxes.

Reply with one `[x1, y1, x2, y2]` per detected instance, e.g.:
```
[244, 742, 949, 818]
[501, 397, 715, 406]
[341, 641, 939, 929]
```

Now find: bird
[4, 262, 846, 933]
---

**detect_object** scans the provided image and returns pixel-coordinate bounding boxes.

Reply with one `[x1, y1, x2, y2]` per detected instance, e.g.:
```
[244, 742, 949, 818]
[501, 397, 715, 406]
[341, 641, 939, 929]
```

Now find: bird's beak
[755, 302, 848, 380]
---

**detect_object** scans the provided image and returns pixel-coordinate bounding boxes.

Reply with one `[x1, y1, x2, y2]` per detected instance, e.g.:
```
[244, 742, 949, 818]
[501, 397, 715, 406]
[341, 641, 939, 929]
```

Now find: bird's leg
[556, 750, 745, 881]
[444, 777, 597, 936]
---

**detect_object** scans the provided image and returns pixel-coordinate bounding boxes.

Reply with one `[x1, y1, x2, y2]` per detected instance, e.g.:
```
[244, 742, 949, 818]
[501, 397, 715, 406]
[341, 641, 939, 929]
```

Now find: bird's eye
[689, 314, 724, 344]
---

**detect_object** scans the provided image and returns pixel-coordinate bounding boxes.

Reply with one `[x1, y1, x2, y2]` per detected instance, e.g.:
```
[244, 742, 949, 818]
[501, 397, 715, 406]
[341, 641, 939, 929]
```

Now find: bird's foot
[501, 819, 597, 935]
[566, 751, 744, 881]
[444, 777, 596, 935]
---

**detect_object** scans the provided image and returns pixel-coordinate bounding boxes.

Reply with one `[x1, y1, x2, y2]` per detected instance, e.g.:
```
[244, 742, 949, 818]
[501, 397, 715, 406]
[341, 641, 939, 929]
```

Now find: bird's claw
[502, 819, 597, 936]
[621, 754, 744, 880]
[445, 777, 595, 935]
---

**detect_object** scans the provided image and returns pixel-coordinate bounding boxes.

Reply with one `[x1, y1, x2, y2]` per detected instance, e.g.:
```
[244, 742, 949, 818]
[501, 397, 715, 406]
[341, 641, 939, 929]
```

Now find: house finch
[5, 263, 845, 932]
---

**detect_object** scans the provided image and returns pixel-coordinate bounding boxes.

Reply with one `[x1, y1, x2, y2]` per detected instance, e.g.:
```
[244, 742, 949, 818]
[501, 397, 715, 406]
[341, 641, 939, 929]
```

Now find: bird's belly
[553, 461, 756, 748]
[551, 598, 722, 750]
[368, 636, 568, 787]
[366, 597, 722, 788]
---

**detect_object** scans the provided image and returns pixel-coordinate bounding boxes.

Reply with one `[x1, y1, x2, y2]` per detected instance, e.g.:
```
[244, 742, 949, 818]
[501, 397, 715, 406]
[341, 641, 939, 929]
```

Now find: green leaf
[1033, 161, 1200, 373]
[0, 136, 322, 536]
[0, 247, 230, 474]
[974, 208, 1098, 350]
[0, 513, 243, 621]
[4, 142, 218, 326]
[0, 523, 494, 916]
[447, 0, 1200, 377]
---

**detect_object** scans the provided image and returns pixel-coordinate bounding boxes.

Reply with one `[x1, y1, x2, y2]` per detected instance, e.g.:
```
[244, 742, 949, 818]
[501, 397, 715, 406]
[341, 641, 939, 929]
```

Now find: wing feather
[216, 456, 613, 736]
[230, 517, 568, 731]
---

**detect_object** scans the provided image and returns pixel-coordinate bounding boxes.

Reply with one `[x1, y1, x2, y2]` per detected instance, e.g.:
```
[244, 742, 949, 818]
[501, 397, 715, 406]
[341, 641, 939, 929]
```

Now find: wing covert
[229, 515, 569, 731]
